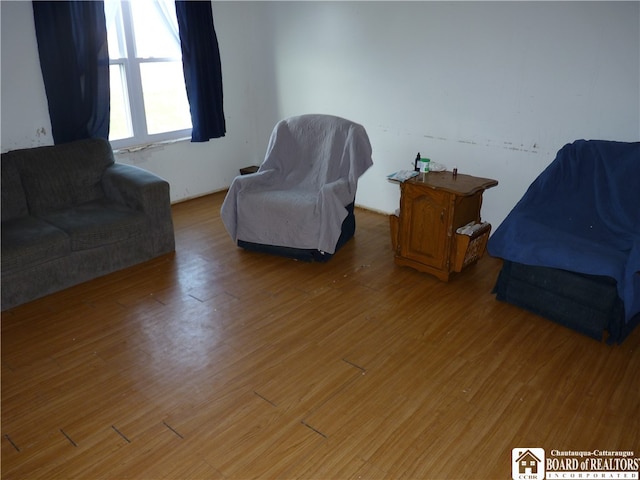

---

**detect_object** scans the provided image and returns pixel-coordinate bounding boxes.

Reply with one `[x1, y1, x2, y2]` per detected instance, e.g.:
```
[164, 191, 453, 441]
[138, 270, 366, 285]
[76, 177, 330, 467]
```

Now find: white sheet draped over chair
[221, 114, 373, 255]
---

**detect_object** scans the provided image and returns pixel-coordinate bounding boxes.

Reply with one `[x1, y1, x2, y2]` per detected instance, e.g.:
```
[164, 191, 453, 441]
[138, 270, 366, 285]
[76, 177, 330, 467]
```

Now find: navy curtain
[33, 1, 110, 144]
[175, 1, 226, 142]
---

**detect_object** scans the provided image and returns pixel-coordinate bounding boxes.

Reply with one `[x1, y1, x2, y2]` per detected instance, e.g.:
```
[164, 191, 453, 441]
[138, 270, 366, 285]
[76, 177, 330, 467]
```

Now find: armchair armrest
[102, 163, 171, 221]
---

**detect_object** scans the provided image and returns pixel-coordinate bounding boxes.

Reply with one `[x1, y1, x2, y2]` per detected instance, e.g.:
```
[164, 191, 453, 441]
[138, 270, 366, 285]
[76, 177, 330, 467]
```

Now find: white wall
[0, 0, 52, 151]
[2, 1, 639, 227]
[267, 1, 640, 226]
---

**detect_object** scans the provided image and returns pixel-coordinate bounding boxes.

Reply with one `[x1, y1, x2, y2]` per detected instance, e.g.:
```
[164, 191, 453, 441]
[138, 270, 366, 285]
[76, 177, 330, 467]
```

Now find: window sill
[112, 136, 191, 155]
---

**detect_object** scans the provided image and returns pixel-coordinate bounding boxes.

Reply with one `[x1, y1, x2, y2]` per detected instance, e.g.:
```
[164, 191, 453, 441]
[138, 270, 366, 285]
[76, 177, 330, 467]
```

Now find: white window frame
[108, 0, 191, 150]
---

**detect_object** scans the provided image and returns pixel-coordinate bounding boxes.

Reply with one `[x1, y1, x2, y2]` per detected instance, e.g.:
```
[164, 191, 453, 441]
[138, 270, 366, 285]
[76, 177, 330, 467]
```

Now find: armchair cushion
[40, 200, 150, 251]
[1, 216, 70, 272]
[1, 156, 29, 221]
[13, 139, 113, 215]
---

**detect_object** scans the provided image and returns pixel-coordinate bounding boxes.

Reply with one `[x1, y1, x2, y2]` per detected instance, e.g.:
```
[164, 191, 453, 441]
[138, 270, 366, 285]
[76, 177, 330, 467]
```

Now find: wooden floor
[2, 192, 639, 480]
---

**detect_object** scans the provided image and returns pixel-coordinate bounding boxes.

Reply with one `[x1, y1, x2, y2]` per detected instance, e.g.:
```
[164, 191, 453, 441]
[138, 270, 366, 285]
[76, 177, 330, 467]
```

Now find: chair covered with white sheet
[221, 114, 373, 261]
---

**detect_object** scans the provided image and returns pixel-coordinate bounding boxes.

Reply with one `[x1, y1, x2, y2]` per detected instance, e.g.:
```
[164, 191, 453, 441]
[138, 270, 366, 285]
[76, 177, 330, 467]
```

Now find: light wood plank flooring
[2, 192, 639, 479]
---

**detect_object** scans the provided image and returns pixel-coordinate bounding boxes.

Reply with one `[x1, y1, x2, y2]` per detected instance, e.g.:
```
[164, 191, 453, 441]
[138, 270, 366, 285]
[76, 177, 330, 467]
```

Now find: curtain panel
[33, 0, 225, 146]
[175, 1, 226, 142]
[32, 1, 110, 144]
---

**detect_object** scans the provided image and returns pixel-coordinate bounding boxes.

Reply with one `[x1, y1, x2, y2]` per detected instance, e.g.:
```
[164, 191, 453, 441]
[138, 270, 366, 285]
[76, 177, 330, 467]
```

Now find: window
[105, 0, 191, 148]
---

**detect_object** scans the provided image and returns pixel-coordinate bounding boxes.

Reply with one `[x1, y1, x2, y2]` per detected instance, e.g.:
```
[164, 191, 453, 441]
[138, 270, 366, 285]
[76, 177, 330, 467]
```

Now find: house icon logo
[512, 448, 545, 480]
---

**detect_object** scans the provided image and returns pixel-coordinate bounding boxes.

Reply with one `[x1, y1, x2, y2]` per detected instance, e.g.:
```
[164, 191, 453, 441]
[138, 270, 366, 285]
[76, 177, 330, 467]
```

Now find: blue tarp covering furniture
[488, 139, 640, 343]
